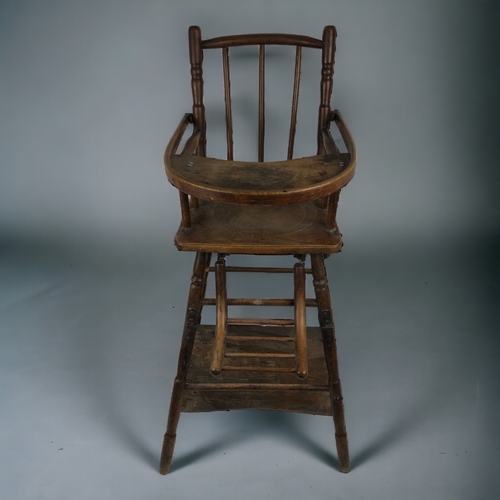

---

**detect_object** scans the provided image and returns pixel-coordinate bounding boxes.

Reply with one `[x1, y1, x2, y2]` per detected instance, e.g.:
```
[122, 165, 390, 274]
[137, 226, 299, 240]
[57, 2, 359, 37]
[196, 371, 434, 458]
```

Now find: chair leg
[159, 252, 210, 475]
[310, 254, 350, 473]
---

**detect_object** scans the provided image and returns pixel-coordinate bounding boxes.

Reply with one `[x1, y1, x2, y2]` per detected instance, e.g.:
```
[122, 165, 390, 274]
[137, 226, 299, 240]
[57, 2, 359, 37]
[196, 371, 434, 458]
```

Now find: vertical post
[160, 252, 210, 475]
[179, 192, 191, 228]
[188, 26, 206, 157]
[211, 255, 227, 375]
[294, 261, 308, 379]
[222, 47, 234, 161]
[258, 44, 265, 162]
[326, 191, 340, 230]
[317, 26, 337, 156]
[310, 253, 350, 473]
[287, 46, 302, 161]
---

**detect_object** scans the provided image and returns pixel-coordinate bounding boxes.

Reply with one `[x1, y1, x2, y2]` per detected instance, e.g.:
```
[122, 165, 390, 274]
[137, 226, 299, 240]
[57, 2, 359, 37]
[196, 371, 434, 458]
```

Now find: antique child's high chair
[160, 25, 357, 474]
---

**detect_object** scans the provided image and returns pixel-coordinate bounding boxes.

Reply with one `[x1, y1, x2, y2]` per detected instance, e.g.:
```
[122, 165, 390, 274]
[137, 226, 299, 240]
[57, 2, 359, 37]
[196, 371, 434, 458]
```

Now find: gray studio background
[1, 1, 499, 499]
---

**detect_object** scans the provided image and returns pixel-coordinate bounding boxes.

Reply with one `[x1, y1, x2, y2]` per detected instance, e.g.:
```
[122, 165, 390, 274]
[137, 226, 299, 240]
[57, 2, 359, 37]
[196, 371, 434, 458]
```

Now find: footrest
[180, 324, 333, 415]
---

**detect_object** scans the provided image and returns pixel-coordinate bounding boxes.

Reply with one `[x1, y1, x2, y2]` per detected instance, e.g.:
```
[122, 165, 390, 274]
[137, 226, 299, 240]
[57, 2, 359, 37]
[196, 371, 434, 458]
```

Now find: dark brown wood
[225, 352, 295, 358]
[211, 256, 227, 375]
[258, 44, 265, 162]
[189, 26, 206, 157]
[226, 335, 295, 343]
[326, 191, 340, 230]
[202, 33, 323, 49]
[321, 127, 340, 155]
[180, 128, 201, 156]
[222, 47, 234, 161]
[167, 154, 353, 206]
[227, 318, 295, 326]
[331, 109, 357, 164]
[159, 252, 210, 475]
[179, 191, 191, 228]
[161, 26, 356, 476]
[317, 26, 337, 155]
[178, 325, 332, 414]
[202, 298, 318, 307]
[294, 261, 308, 379]
[288, 46, 302, 160]
[165, 113, 192, 160]
[208, 266, 313, 274]
[311, 254, 350, 473]
[174, 200, 342, 255]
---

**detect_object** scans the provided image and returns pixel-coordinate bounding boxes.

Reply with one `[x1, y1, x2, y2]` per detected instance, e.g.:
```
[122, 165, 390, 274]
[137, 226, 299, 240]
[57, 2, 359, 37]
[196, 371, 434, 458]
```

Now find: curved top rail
[202, 33, 323, 49]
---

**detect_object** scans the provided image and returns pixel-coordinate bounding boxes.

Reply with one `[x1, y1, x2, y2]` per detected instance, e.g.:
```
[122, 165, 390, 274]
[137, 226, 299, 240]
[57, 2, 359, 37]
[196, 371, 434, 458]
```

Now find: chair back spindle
[287, 46, 302, 161]
[189, 28, 336, 162]
[222, 47, 234, 161]
[258, 44, 266, 162]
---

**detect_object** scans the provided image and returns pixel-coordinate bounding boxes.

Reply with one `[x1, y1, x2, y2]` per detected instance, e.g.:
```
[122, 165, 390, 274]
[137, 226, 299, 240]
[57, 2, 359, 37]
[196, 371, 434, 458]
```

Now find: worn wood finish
[258, 44, 265, 162]
[179, 325, 332, 414]
[174, 200, 342, 255]
[179, 192, 191, 228]
[180, 128, 201, 156]
[288, 46, 302, 160]
[186, 325, 331, 388]
[202, 298, 318, 307]
[202, 33, 323, 49]
[208, 266, 313, 274]
[326, 191, 340, 230]
[210, 256, 227, 375]
[311, 254, 350, 473]
[161, 26, 356, 475]
[188, 26, 206, 157]
[317, 25, 336, 155]
[222, 47, 234, 161]
[294, 261, 308, 378]
[167, 153, 352, 206]
[159, 252, 210, 475]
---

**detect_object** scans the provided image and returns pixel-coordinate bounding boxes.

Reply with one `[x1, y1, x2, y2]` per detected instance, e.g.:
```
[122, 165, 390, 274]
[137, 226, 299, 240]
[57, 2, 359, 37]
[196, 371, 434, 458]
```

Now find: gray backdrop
[1, 1, 499, 499]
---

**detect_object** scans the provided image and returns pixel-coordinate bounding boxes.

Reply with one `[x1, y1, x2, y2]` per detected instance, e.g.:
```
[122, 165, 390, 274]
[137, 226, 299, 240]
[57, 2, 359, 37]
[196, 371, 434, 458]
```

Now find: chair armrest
[164, 113, 202, 167]
[329, 109, 358, 167]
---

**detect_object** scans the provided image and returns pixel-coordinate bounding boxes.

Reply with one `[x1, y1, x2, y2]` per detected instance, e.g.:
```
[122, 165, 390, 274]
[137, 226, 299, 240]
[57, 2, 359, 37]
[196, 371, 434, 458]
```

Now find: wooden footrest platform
[180, 324, 333, 416]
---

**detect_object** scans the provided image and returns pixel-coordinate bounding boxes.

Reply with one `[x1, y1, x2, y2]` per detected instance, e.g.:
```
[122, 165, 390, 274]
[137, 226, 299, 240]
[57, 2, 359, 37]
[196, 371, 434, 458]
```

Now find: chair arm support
[164, 113, 202, 229]
[320, 110, 357, 229]
[164, 113, 202, 166]
[328, 109, 358, 167]
[321, 128, 340, 155]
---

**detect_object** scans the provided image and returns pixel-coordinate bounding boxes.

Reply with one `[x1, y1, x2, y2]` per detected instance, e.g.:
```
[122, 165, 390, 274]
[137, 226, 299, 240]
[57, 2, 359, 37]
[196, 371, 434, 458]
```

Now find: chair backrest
[188, 26, 337, 162]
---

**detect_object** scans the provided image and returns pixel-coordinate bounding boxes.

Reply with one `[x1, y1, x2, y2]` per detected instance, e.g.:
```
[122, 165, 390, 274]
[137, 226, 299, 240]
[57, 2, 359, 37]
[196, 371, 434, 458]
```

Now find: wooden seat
[173, 200, 343, 254]
[160, 25, 357, 475]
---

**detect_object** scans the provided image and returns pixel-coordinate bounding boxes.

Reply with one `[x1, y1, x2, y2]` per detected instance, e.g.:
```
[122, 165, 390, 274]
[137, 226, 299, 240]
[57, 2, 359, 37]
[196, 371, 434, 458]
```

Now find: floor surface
[1, 233, 499, 499]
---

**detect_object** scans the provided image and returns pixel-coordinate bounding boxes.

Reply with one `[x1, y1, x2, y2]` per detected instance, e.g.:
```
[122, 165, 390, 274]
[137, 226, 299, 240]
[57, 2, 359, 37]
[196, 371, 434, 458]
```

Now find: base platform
[179, 324, 333, 416]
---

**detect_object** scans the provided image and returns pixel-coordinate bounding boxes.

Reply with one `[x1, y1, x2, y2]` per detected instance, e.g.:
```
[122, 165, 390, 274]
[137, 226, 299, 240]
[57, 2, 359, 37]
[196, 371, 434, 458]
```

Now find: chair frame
[159, 25, 357, 475]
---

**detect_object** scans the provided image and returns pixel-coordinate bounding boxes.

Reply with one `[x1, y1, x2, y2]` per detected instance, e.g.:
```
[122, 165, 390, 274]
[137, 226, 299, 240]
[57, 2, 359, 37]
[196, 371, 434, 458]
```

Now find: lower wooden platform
[179, 324, 333, 416]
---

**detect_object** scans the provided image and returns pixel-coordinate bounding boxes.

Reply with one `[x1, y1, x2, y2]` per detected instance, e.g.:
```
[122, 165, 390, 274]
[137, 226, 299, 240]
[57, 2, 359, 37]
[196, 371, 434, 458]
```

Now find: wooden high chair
[160, 25, 357, 474]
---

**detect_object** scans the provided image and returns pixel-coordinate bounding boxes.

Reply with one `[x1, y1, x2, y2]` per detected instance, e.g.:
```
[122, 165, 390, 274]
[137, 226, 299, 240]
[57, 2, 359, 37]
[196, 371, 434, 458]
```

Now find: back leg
[159, 252, 211, 475]
[310, 253, 350, 473]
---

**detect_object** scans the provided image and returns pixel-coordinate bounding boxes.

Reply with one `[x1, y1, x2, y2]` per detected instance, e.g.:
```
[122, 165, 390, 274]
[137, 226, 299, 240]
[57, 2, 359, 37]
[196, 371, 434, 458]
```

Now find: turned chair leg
[310, 254, 350, 473]
[159, 252, 211, 475]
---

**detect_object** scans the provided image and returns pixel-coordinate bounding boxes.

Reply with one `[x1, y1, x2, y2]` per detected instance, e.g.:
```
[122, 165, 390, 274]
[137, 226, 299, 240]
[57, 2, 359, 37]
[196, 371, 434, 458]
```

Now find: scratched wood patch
[174, 200, 343, 255]
[180, 325, 333, 415]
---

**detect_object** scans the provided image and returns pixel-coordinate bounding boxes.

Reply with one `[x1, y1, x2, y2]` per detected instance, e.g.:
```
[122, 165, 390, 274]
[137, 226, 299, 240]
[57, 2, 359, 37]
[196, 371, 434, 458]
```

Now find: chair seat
[167, 152, 353, 205]
[174, 199, 343, 255]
